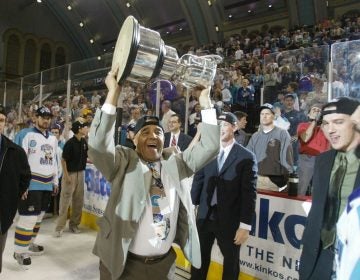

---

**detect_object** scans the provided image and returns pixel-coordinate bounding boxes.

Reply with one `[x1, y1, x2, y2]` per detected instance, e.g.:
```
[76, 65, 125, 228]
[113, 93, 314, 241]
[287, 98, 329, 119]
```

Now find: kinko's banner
[210, 193, 311, 280]
[83, 163, 111, 217]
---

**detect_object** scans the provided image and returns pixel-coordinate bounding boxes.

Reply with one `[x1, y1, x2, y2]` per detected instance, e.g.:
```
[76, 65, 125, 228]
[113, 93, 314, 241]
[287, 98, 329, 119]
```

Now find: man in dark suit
[0, 108, 31, 272]
[164, 114, 193, 152]
[190, 112, 258, 280]
[299, 97, 360, 280]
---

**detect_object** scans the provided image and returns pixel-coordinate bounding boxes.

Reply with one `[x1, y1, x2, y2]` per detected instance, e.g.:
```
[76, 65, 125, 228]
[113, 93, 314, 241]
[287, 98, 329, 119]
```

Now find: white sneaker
[13, 252, 31, 269]
[28, 243, 44, 256]
[53, 230, 63, 238]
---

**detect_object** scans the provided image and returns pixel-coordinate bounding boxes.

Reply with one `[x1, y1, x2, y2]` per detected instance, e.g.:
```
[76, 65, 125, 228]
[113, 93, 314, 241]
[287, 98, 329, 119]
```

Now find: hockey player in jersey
[13, 106, 59, 268]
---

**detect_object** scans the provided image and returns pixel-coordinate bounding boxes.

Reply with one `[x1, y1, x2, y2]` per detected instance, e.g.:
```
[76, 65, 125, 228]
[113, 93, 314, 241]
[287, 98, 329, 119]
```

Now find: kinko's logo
[250, 198, 307, 249]
[85, 168, 111, 197]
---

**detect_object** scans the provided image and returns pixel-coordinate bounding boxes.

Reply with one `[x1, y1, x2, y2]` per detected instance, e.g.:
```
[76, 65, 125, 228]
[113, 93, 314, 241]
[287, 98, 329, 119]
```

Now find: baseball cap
[322, 97, 360, 116]
[217, 112, 238, 125]
[134, 116, 163, 135]
[36, 106, 53, 117]
[284, 94, 296, 100]
[127, 123, 136, 132]
[71, 120, 87, 134]
[50, 123, 62, 131]
[259, 103, 275, 114]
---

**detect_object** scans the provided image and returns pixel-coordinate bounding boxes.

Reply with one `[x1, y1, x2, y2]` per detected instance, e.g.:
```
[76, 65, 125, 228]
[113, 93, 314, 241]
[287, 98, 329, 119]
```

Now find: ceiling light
[90, 39, 94, 44]
[215, 25, 219, 32]
[166, 31, 170, 34]
[103, 49, 106, 52]
[248, 9, 252, 13]
[228, 14, 233, 18]
[207, 1, 212, 6]
[79, 22, 84, 27]
[67, 5, 72, 10]
[97, 56, 101, 60]
[126, 2, 131, 8]
[37, 0, 42, 3]
[179, 27, 183, 31]
[268, 4, 273, 8]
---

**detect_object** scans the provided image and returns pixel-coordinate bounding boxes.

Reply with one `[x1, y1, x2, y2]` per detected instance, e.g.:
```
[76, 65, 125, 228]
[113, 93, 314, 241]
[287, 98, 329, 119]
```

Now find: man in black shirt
[54, 120, 88, 237]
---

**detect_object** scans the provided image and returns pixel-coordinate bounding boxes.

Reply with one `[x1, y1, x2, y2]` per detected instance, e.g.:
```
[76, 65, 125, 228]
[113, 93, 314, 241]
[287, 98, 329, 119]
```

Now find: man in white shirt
[191, 112, 257, 280]
[160, 100, 176, 133]
[88, 70, 220, 280]
[164, 114, 193, 152]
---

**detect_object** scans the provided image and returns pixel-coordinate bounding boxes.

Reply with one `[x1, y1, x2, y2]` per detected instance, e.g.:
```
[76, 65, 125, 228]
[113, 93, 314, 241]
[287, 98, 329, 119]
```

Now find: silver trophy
[111, 16, 222, 88]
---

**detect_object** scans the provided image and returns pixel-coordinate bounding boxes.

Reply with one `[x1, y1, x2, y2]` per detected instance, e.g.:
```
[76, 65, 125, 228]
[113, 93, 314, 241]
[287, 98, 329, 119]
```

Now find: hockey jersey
[15, 127, 59, 191]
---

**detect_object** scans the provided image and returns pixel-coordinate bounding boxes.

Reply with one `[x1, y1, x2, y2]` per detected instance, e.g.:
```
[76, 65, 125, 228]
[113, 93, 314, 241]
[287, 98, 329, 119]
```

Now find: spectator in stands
[49, 124, 65, 215]
[191, 112, 257, 280]
[91, 91, 101, 108]
[273, 91, 286, 111]
[249, 66, 264, 105]
[247, 103, 293, 191]
[128, 107, 142, 126]
[234, 46, 244, 60]
[13, 106, 59, 267]
[263, 66, 279, 104]
[171, 87, 187, 126]
[297, 104, 329, 195]
[164, 114, 193, 152]
[286, 82, 300, 111]
[233, 111, 248, 146]
[282, 94, 307, 167]
[0, 108, 31, 273]
[123, 123, 136, 150]
[300, 97, 360, 280]
[54, 120, 88, 237]
[189, 103, 202, 137]
[235, 79, 255, 109]
[305, 77, 328, 113]
[83, 111, 94, 125]
[160, 100, 176, 133]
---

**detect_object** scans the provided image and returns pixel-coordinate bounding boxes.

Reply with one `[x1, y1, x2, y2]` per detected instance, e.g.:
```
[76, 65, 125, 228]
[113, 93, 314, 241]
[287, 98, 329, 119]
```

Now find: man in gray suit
[88, 69, 220, 280]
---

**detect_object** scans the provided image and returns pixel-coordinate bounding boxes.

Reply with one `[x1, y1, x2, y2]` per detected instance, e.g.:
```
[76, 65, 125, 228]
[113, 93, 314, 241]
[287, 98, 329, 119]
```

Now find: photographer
[297, 104, 329, 195]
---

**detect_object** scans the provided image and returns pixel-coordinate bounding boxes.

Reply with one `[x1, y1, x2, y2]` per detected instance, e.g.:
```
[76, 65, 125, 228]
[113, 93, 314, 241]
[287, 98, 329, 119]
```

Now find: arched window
[6, 34, 20, 77]
[55, 47, 66, 67]
[23, 39, 37, 75]
[40, 43, 52, 71]
[55, 47, 66, 79]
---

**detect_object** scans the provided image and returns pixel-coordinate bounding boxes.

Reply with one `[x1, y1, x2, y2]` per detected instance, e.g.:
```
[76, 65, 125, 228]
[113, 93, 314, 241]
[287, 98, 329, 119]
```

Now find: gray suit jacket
[88, 109, 220, 280]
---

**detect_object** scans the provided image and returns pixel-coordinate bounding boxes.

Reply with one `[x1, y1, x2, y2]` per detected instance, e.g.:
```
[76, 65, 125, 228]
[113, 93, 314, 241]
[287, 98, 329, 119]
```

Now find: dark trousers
[0, 231, 7, 273]
[191, 219, 240, 280]
[99, 248, 177, 280]
[300, 247, 334, 280]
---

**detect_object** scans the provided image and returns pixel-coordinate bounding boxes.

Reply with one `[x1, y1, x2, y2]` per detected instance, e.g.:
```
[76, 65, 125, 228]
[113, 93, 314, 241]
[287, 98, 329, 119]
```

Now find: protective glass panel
[331, 39, 360, 100]
[263, 45, 329, 113]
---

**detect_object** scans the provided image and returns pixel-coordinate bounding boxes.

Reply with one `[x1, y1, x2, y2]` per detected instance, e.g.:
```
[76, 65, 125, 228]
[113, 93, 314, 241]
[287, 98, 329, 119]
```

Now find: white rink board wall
[82, 164, 312, 280]
[211, 193, 311, 280]
[83, 164, 111, 217]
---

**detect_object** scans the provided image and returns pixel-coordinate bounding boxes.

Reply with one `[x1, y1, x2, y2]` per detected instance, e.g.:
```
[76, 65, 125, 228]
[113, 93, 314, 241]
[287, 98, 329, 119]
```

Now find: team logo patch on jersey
[40, 144, 54, 165]
[30, 140, 37, 147]
[28, 205, 35, 212]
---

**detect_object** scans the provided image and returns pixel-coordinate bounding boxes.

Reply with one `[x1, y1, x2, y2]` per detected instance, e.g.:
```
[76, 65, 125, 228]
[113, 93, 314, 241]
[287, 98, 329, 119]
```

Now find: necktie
[147, 162, 169, 240]
[217, 149, 225, 171]
[171, 135, 176, 147]
[321, 153, 347, 249]
[211, 150, 225, 206]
